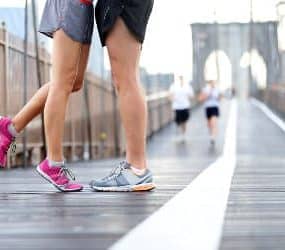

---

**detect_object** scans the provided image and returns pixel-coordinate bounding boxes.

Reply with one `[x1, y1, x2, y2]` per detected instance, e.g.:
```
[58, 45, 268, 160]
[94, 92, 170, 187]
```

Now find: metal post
[31, 0, 47, 158]
[213, 7, 220, 83]
[99, 48, 106, 157]
[23, 0, 29, 167]
[112, 87, 120, 157]
[83, 83, 93, 159]
[2, 22, 10, 168]
[2, 22, 8, 118]
[146, 72, 153, 138]
[249, 0, 254, 97]
[277, 2, 285, 84]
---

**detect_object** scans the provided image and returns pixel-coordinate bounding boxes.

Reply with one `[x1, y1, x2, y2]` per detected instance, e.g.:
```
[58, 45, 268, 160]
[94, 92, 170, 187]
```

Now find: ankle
[47, 158, 64, 167]
[8, 123, 19, 137]
[126, 158, 147, 176]
[126, 157, 146, 169]
[130, 165, 146, 176]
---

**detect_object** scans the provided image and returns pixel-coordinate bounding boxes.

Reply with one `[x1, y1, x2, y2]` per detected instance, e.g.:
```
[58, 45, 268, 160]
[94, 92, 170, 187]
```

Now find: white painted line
[110, 100, 237, 250]
[251, 98, 285, 133]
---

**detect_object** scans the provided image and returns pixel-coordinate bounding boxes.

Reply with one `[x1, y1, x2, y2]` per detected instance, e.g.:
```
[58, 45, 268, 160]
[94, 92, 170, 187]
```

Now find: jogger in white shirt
[169, 75, 194, 142]
[199, 80, 222, 146]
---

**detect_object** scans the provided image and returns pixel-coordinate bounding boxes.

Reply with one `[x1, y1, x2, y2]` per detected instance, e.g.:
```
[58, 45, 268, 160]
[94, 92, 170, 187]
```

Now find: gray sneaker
[89, 161, 155, 192]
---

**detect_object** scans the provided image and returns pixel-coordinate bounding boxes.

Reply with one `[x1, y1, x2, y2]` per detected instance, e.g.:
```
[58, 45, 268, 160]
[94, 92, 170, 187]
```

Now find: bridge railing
[0, 24, 173, 168]
[254, 84, 285, 119]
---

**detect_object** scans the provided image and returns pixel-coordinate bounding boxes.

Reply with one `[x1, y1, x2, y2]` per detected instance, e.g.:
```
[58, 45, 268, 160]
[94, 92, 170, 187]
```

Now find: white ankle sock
[48, 159, 64, 167]
[131, 166, 146, 176]
[8, 123, 18, 137]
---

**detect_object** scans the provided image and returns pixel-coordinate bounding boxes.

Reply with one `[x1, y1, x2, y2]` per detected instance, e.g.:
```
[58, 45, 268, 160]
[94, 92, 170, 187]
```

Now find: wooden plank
[0, 103, 230, 249]
[220, 101, 285, 250]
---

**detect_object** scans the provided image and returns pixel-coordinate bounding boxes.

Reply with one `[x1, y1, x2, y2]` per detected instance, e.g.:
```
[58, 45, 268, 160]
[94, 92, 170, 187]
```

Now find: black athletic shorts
[175, 109, 190, 125]
[95, 0, 154, 46]
[205, 107, 220, 120]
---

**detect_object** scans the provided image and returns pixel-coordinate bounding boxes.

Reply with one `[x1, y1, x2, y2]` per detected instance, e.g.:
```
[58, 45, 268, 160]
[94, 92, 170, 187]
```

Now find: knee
[108, 50, 140, 93]
[52, 69, 78, 94]
[111, 68, 137, 92]
[111, 70, 120, 91]
[72, 78, 84, 93]
[44, 82, 51, 90]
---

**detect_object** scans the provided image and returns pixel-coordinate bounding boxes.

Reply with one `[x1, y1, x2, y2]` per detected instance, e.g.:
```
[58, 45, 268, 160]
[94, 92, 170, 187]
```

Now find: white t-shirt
[202, 85, 220, 108]
[169, 83, 194, 110]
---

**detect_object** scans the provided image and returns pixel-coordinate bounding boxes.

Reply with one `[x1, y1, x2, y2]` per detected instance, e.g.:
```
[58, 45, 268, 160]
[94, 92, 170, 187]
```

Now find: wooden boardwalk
[1, 100, 284, 250]
[220, 101, 285, 250]
[0, 102, 229, 250]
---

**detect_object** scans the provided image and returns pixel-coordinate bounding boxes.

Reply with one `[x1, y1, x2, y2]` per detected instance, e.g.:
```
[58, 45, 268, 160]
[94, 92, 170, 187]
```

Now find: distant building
[88, 0, 104, 77]
[87, 28, 104, 78]
[140, 67, 174, 94]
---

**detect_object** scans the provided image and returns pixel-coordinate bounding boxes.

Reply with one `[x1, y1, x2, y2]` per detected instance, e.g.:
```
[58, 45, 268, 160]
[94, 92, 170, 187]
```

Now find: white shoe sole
[90, 183, 156, 192]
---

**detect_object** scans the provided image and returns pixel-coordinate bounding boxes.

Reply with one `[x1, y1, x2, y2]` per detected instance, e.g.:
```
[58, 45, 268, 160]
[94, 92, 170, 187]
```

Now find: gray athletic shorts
[39, 0, 94, 44]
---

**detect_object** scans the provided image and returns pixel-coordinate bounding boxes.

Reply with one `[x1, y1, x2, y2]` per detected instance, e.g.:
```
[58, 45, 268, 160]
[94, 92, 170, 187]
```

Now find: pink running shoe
[37, 159, 83, 192]
[0, 117, 16, 167]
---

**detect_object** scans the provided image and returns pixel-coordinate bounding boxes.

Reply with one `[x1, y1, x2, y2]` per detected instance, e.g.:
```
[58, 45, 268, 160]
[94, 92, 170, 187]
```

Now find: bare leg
[12, 68, 87, 133]
[207, 119, 211, 135]
[44, 30, 90, 162]
[181, 122, 187, 134]
[208, 117, 218, 138]
[211, 116, 218, 137]
[106, 18, 147, 170]
[12, 83, 50, 132]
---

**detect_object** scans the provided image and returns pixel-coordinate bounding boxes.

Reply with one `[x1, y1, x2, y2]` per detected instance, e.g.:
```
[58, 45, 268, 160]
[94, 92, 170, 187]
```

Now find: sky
[0, 0, 279, 78]
[0, 0, 24, 7]
[140, 0, 278, 79]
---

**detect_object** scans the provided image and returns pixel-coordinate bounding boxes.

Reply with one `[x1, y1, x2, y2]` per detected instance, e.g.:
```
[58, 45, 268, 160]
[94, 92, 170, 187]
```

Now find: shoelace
[10, 139, 16, 154]
[104, 161, 128, 181]
[59, 166, 76, 181]
[4, 138, 16, 154]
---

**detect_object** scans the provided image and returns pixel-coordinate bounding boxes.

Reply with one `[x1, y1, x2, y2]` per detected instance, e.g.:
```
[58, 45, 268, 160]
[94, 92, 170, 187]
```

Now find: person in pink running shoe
[0, 117, 16, 167]
[0, 0, 95, 192]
